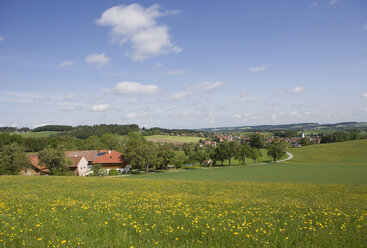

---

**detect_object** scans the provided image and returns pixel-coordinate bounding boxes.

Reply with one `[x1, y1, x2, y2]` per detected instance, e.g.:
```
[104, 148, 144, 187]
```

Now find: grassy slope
[145, 135, 202, 144]
[137, 140, 367, 185]
[15, 131, 60, 138]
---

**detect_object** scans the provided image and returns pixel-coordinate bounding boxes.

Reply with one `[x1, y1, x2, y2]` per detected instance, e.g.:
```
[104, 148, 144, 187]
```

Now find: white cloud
[168, 81, 226, 102]
[60, 61, 74, 67]
[96, 3, 181, 61]
[91, 104, 111, 112]
[185, 81, 227, 92]
[129, 98, 139, 104]
[249, 65, 268, 72]
[0, 36, 3, 41]
[362, 92, 367, 98]
[291, 86, 304, 93]
[329, 0, 339, 5]
[114, 81, 159, 94]
[65, 94, 77, 100]
[125, 112, 147, 119]
[85, 53, 110, 66]
[364, 108, 367, 112]
[166, 69, 185, 75]
[154, 62, 163, 67]
[168, 91, 191, 101]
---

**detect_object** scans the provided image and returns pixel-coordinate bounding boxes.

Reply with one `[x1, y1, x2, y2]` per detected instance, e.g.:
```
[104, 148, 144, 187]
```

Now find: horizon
[1, 0, 367, 129]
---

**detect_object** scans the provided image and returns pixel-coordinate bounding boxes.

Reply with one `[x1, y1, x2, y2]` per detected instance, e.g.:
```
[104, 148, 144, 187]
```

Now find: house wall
[77, 157, 90, 176]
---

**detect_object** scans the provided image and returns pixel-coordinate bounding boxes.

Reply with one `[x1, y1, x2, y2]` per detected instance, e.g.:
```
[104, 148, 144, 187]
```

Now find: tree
[300, 137, 312, 146]
[193, 146, 209, 168]
[173, 152, 187, 169]
[248, 147, 262, 163]
[38, 145, 70, 175]
[267, 141, 287, 163]
[220, 141, 238, 166]
[124, 132, 157, 173]
[212, 146, 226, 167]
[182, 143, 196, 164]
[0, 144, 31, 175]
[158, 143, 175, 171]
[250, 134, 265, 148]
[235, 142, 252, 165]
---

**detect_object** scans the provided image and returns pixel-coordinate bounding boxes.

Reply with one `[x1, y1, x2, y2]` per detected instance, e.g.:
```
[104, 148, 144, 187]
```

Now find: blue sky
[0, 0, 366, 129]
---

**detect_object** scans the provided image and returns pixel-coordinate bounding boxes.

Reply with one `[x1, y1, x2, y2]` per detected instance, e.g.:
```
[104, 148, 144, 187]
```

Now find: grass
[145, 135, 202, 144]
[14, 131, 60, 138]
[1, 140, 367, 247]
[138, 140, 367, 185]
[0, 177, 366, 247]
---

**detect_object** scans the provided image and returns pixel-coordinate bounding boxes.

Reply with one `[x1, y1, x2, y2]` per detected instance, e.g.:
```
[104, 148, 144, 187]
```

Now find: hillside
[138, 140, 367, 184]
[198, 122, 367, 133]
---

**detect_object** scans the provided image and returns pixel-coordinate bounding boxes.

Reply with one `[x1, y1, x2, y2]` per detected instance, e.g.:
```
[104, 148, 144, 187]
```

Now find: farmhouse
[91, 150, 128, 174]
[27, 149, 127, 176]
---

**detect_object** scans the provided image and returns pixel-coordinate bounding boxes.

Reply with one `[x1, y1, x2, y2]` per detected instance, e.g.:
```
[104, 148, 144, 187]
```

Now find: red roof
[91, 150, 124, 164]
[28, 154, 49, 173]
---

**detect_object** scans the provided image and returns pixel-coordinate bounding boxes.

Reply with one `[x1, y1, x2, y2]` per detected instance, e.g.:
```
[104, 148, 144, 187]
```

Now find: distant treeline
[0, 127, 30, 132]
[61, 124, 140, 139]
[320, 130, 365, 143]
[0, 132, 124, 153]
[33, 125, 73, 132]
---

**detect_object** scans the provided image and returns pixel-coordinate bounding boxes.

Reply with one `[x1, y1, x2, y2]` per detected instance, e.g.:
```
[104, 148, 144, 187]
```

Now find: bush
[109, 169, 118, 176]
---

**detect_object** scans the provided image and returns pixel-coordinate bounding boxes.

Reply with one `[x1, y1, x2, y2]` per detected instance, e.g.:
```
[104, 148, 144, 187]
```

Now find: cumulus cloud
[91, 104, 111, 112]
[290, 111, 299, 116]
[166, 69, 185, 75]
[60, 61, 74, 67]
[96, 3, 181, 61]
[291, 86, 304, 93]
[249, 65, 267, 72]
[85, 53, 110, 66]
[112, 81, 159, 94]
[362, 92, 367, 98]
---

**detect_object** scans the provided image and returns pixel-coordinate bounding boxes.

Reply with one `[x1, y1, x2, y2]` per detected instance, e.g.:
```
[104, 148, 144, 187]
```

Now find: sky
[0, 0, 366, 129]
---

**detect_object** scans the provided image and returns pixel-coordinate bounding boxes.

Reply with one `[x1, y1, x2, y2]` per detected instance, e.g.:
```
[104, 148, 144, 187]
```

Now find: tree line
[0, 131, 288, 175]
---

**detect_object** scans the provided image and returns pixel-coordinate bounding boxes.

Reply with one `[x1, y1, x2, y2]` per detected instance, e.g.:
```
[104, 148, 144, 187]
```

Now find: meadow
[0, 140, 367, 247]
[145, 135, 202, 144]
[0, 177, 366, 247]
[15, 131, 60, 138]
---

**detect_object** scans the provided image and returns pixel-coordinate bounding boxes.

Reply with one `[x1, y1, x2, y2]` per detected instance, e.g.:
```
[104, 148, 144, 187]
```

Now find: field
[14, 131, 60, 138]
[140, 140, 367, 184]
[145, 135, 202, 144]
[1, 140, 367, 247]
[0, 177, 366, 247]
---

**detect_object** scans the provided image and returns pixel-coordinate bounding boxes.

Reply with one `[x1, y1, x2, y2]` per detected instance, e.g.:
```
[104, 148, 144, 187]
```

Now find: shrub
[109, 169, 118, 176]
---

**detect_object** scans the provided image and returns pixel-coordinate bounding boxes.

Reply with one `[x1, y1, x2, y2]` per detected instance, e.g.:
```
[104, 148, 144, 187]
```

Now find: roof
[66, 156, 83, 167]
[27, 154, 50, 173]
[92, 150, 124, 164]
[65, 150, 99, 162]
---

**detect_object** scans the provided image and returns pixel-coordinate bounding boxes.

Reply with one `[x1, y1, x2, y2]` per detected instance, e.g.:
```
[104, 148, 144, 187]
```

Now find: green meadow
[139, 140, 367, 185]
[15, 131, 60, 138]
[145, 135, 202, 144]
[0, 139, 367, 247]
